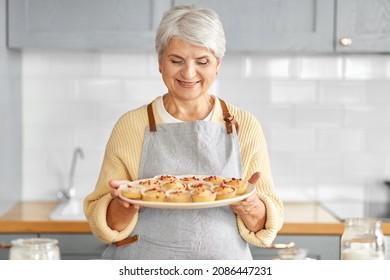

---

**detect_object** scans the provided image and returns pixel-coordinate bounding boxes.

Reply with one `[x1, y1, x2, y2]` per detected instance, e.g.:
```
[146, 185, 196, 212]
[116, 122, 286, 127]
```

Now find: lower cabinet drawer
[40, 233, 107, 260]
[250, 235, 341, 260]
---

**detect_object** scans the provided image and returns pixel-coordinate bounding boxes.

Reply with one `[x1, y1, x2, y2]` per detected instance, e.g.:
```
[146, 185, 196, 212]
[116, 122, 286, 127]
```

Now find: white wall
[21, 50, 390, 205]
[0, 0, 22, 212]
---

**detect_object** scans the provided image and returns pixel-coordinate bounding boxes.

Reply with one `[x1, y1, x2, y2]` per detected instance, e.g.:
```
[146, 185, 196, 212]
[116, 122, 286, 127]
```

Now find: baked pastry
[154, 175, 177, 183]
[187, 181, 213, 191]
[191, 188, 217, 202]
[161, 180, 186, 191]
[120, 183, 142, 199]
[141, 187, 166, 202]
[202, 175, 225, 185]
[166, 189, 192, 203]
[214, 184, 237, 200]
[225, 178, 248, 195]
[138, 179, 161, 188]
[178, 175, 200, 186]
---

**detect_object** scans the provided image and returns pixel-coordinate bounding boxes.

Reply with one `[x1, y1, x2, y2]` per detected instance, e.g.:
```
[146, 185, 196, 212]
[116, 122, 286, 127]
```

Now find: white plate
[118, 183, 255, 209]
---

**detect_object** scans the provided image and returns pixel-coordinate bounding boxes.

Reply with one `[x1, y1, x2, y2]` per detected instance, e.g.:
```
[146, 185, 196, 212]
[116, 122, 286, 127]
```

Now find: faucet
[57, 147, 84, 201]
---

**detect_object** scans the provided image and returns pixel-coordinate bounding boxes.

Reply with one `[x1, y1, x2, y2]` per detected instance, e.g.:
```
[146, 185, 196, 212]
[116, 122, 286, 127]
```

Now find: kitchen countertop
[0, 202, 91, 233]
[1, 201, 389, 235]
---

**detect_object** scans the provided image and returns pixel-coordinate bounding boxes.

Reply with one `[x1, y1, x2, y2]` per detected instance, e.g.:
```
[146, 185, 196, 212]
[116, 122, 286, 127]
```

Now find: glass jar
[278, 247, 308, 260]
[341, 218, 385, 260]
[9, 238, 60, 260]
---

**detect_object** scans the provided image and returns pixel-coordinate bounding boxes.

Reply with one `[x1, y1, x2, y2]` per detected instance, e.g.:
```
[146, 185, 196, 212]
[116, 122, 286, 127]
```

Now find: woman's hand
[106, 180, 140, 231]
[230, 172, 266, 232]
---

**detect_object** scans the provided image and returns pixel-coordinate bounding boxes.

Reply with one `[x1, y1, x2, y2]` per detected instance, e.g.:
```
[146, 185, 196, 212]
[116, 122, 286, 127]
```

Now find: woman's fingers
[248, 172, 261, 185]
[109, 180, 140, 210]
[230, 193, 257, 211]
[109, 180, 130, 197]
[109, 180, 131, 189]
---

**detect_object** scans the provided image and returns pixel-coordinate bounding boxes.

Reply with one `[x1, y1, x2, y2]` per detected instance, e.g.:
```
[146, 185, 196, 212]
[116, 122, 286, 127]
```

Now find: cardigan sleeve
[229, 105, 284, 247]
[83, 106, 148, 244]
[83, 152, 140, 244]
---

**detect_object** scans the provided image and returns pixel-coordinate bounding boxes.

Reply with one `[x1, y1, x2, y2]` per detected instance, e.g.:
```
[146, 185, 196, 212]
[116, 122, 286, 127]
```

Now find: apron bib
[102, 99, 252, 259]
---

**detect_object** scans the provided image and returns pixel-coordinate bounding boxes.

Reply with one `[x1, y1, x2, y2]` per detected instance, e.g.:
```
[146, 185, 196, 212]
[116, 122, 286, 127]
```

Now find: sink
[49, 199, 86, 221]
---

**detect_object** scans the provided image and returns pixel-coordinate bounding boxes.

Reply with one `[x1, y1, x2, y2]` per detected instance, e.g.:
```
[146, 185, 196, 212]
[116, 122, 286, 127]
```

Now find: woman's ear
[216, 60, 221, 75]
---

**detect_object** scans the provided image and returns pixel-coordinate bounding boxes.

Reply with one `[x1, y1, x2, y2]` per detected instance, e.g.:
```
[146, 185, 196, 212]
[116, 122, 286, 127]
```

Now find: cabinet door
[8, 0, 171, 50]
[249, 235, 341, 260]
[174, 0, 334, 53]
[41, 233, 107, 260]
[336, 0, 390, 52]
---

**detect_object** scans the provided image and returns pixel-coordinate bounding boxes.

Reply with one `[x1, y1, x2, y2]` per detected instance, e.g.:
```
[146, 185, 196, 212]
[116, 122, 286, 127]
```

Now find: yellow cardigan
[83, 96, 284, 247]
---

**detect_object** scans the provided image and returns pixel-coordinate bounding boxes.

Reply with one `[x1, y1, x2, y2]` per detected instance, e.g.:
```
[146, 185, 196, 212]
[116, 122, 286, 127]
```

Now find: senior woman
[84, 4, 283, 259]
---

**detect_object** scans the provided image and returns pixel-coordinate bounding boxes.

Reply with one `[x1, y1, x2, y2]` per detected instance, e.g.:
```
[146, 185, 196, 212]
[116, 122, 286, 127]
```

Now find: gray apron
[102, 99, 252, 259]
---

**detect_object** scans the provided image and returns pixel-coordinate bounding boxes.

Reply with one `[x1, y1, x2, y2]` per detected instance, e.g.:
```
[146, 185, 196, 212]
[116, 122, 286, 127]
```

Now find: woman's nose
[181, 63, 196, 78]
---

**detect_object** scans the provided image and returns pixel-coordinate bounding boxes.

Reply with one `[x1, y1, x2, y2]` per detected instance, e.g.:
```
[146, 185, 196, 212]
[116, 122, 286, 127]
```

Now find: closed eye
[196, 60, 208, 65]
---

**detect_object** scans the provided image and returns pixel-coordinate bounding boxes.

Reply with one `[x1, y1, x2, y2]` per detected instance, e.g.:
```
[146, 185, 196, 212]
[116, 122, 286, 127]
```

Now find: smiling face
[159, 37, 220, 102]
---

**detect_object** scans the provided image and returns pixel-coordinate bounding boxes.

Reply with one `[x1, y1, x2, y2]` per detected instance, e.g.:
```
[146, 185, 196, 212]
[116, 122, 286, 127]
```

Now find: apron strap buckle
[115, 235, 139, 248]
[219, 98, 239, 135]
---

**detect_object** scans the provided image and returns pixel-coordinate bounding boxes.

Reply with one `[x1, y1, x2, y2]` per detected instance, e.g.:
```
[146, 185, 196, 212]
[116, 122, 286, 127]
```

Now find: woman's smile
[176, 79, 200, 88]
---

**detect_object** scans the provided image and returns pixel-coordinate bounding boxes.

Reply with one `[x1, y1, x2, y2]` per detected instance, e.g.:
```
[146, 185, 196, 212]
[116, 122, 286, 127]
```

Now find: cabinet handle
[339, 37, 352, 46]
[0, 243, 12, 249]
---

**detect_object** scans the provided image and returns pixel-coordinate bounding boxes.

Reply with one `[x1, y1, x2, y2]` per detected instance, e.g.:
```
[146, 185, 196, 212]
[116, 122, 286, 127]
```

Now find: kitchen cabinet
[174, 0, 334, 53]
[41, 233, 106, 260]
[178, 0, 390, 53]
[7, 0, 390, 53]
[336, 0, 390, 53]
[0, 233, 105, 260]
[7, 0, 170, 50]
[250, 235, 341, 260]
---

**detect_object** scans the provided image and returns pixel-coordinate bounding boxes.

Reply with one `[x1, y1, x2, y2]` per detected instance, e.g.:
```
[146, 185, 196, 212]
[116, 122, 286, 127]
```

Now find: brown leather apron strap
[115, 235, 139, 248]
[219, 98, 239, 135]
[147, 98, 238, 134]
[147, 102, 157, 132]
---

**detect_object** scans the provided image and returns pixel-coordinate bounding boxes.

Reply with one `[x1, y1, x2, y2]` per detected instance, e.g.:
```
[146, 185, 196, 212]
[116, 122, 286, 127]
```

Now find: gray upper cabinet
[7, 0, 390, 53]
[7, 0, 170, 50]
[175, 0, 334, 53]
[336, 0, 390, 53]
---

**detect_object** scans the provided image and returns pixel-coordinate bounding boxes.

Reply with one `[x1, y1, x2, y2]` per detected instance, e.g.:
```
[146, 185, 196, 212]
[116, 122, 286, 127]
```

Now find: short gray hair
[155, 4, 226, 61]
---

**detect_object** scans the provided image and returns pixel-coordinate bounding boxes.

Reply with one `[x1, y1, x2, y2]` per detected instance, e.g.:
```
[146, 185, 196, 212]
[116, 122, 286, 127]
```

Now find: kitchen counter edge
[1, 201, 390, 235]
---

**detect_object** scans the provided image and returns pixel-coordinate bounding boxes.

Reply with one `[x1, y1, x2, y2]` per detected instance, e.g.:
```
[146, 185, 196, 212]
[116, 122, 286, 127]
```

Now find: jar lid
[345, 217, 382, 225]
[11, 238, 58, 249]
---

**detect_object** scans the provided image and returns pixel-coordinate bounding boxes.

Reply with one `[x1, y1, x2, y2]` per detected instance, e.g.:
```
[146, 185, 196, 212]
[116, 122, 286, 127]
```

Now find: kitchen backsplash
[21, 50, 390, 207]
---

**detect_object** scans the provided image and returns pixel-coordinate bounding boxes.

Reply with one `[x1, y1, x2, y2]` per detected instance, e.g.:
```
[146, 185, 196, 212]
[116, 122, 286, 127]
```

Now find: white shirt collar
[157, 95, 214, 123]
